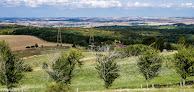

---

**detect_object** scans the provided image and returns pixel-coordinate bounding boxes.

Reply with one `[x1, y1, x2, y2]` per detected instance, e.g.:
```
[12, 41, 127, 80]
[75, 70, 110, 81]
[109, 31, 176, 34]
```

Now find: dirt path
[32, 57, 96, 71]
[80, 57, 95, 61]
[22, 54, 45, 60]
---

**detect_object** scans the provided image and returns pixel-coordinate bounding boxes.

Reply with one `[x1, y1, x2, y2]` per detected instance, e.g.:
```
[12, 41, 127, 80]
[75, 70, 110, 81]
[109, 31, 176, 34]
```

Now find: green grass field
[0, 47, 193, 92]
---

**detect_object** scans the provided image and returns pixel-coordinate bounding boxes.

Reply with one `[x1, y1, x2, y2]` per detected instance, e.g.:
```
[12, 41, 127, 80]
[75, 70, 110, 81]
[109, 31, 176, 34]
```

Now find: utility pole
[57, 25, 62, 46]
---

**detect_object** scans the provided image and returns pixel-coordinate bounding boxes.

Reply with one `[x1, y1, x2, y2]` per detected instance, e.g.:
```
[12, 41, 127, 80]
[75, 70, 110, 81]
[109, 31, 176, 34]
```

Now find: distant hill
[0, 35, 71, 51]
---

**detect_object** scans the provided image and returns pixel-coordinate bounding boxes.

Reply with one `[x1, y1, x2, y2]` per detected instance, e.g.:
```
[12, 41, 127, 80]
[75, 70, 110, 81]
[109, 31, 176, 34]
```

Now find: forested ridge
[0, 24, 193, 45]
[94, 24, 194, 44]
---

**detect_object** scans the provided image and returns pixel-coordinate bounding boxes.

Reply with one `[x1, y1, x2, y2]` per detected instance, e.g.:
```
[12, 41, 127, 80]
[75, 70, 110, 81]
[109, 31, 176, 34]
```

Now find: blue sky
[0, 0, 194, 17]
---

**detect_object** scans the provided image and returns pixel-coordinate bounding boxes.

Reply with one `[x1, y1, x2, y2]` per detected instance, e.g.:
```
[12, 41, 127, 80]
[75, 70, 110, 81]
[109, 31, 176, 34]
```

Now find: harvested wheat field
[0, 35, 71, 51]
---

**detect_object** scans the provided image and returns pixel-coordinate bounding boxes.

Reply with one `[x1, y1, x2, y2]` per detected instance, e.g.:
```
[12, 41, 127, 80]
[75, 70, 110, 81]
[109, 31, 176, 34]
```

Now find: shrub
[151, 37, 165, 52]
[73, 40, 88, 47]
[35, 43, 38, 48]
[42, 62, 48, 69]
[46, 83, 72, 92]
[31, 46, 35, 48]
[23, 64, 33, 72]
[26, 46, 30, 48]
[116, 44, 154, 58]
[104, 40, 113, 45]
[165, 43, 173, 51]
[78, 40, 88, 47]
[142, 37, 155, 45]
[72, 41, 77, 47]
[178, 37, 186, 45]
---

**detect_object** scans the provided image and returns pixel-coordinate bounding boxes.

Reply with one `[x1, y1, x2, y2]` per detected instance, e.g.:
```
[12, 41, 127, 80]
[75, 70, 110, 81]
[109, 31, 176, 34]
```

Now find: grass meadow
[0, 47, 193, 92]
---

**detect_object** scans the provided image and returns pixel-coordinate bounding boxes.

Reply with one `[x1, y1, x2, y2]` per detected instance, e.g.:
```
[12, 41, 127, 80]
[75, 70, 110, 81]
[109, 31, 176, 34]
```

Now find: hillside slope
[0, 35, 71, 51]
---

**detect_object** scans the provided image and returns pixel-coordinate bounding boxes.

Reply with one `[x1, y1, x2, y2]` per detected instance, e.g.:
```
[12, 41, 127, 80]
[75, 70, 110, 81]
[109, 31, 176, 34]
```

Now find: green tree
[73, 40, 88, 47]
[178, 37, 186, 45]
[95, 46, 120, 88]
[166, 43, 172, 51]
[35, 43, 38, 48]
[137, 49, 163, 88]
[116, 44, 154, 58]
[78, 40, 88, 47]
[173, 45, 194, 86]
[47, 48, 83, 84]
[72, 41, 78, 47]
[0, 40, 24, 91]
[142, 37, 155, 45]
[151, 38, 165, 52]
[104, 40, 113, 45]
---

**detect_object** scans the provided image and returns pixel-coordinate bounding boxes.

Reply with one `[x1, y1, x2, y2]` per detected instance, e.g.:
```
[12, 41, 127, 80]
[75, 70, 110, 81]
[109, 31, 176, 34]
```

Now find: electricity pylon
[89, 25, 95, 50]
[28, 22, 32, 27]
[57, 25, 62, 46]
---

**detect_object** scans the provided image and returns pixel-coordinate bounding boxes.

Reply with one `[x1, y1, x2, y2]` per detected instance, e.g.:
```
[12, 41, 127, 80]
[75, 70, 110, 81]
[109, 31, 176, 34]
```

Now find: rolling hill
[0, 35, 71, 51]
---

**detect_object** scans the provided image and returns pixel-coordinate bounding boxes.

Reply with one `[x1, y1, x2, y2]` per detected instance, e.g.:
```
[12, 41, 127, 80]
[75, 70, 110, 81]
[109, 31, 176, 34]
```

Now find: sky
[0, 0, 194, 17]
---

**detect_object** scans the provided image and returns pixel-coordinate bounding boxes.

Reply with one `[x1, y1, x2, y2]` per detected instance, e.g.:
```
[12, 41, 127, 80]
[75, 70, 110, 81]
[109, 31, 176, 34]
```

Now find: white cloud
[181, 3, 194, 8]
[0, 0, 194, 8]
[1, 0, 22, 7]
[126, 2, 194, 8]
[159, 3, 174, 8]
[1, 0, 69, 7]
[72, 0, 122, 8]
[1, 0, 122, 8]
[127, 2, 152, 7]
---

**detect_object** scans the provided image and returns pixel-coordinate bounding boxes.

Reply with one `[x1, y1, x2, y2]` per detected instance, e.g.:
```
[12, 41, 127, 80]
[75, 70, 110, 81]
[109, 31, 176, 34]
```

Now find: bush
[26, 46, 30, 48]
[104, 40, 113, 45]
[31, 46, 35, 48]
[142, 37, 155, 45]
[116, 44, 154, 58]
[42, 62, 48, 69]
[35, 43, 38, 48]
[73, 40, 88, 47]
[151, 37, 165, 52]
[72, 41, 77, 47]
[46, 83, 72, 92]
[78, 40, 88, 47]
[23, 64, 33, 72]
[165, 43, 173, 51]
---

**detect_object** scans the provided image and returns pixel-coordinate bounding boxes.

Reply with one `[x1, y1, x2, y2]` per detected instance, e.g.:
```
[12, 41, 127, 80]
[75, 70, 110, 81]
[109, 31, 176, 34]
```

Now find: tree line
[94, 25, 194, 45]
[1, 25, 193, 47]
